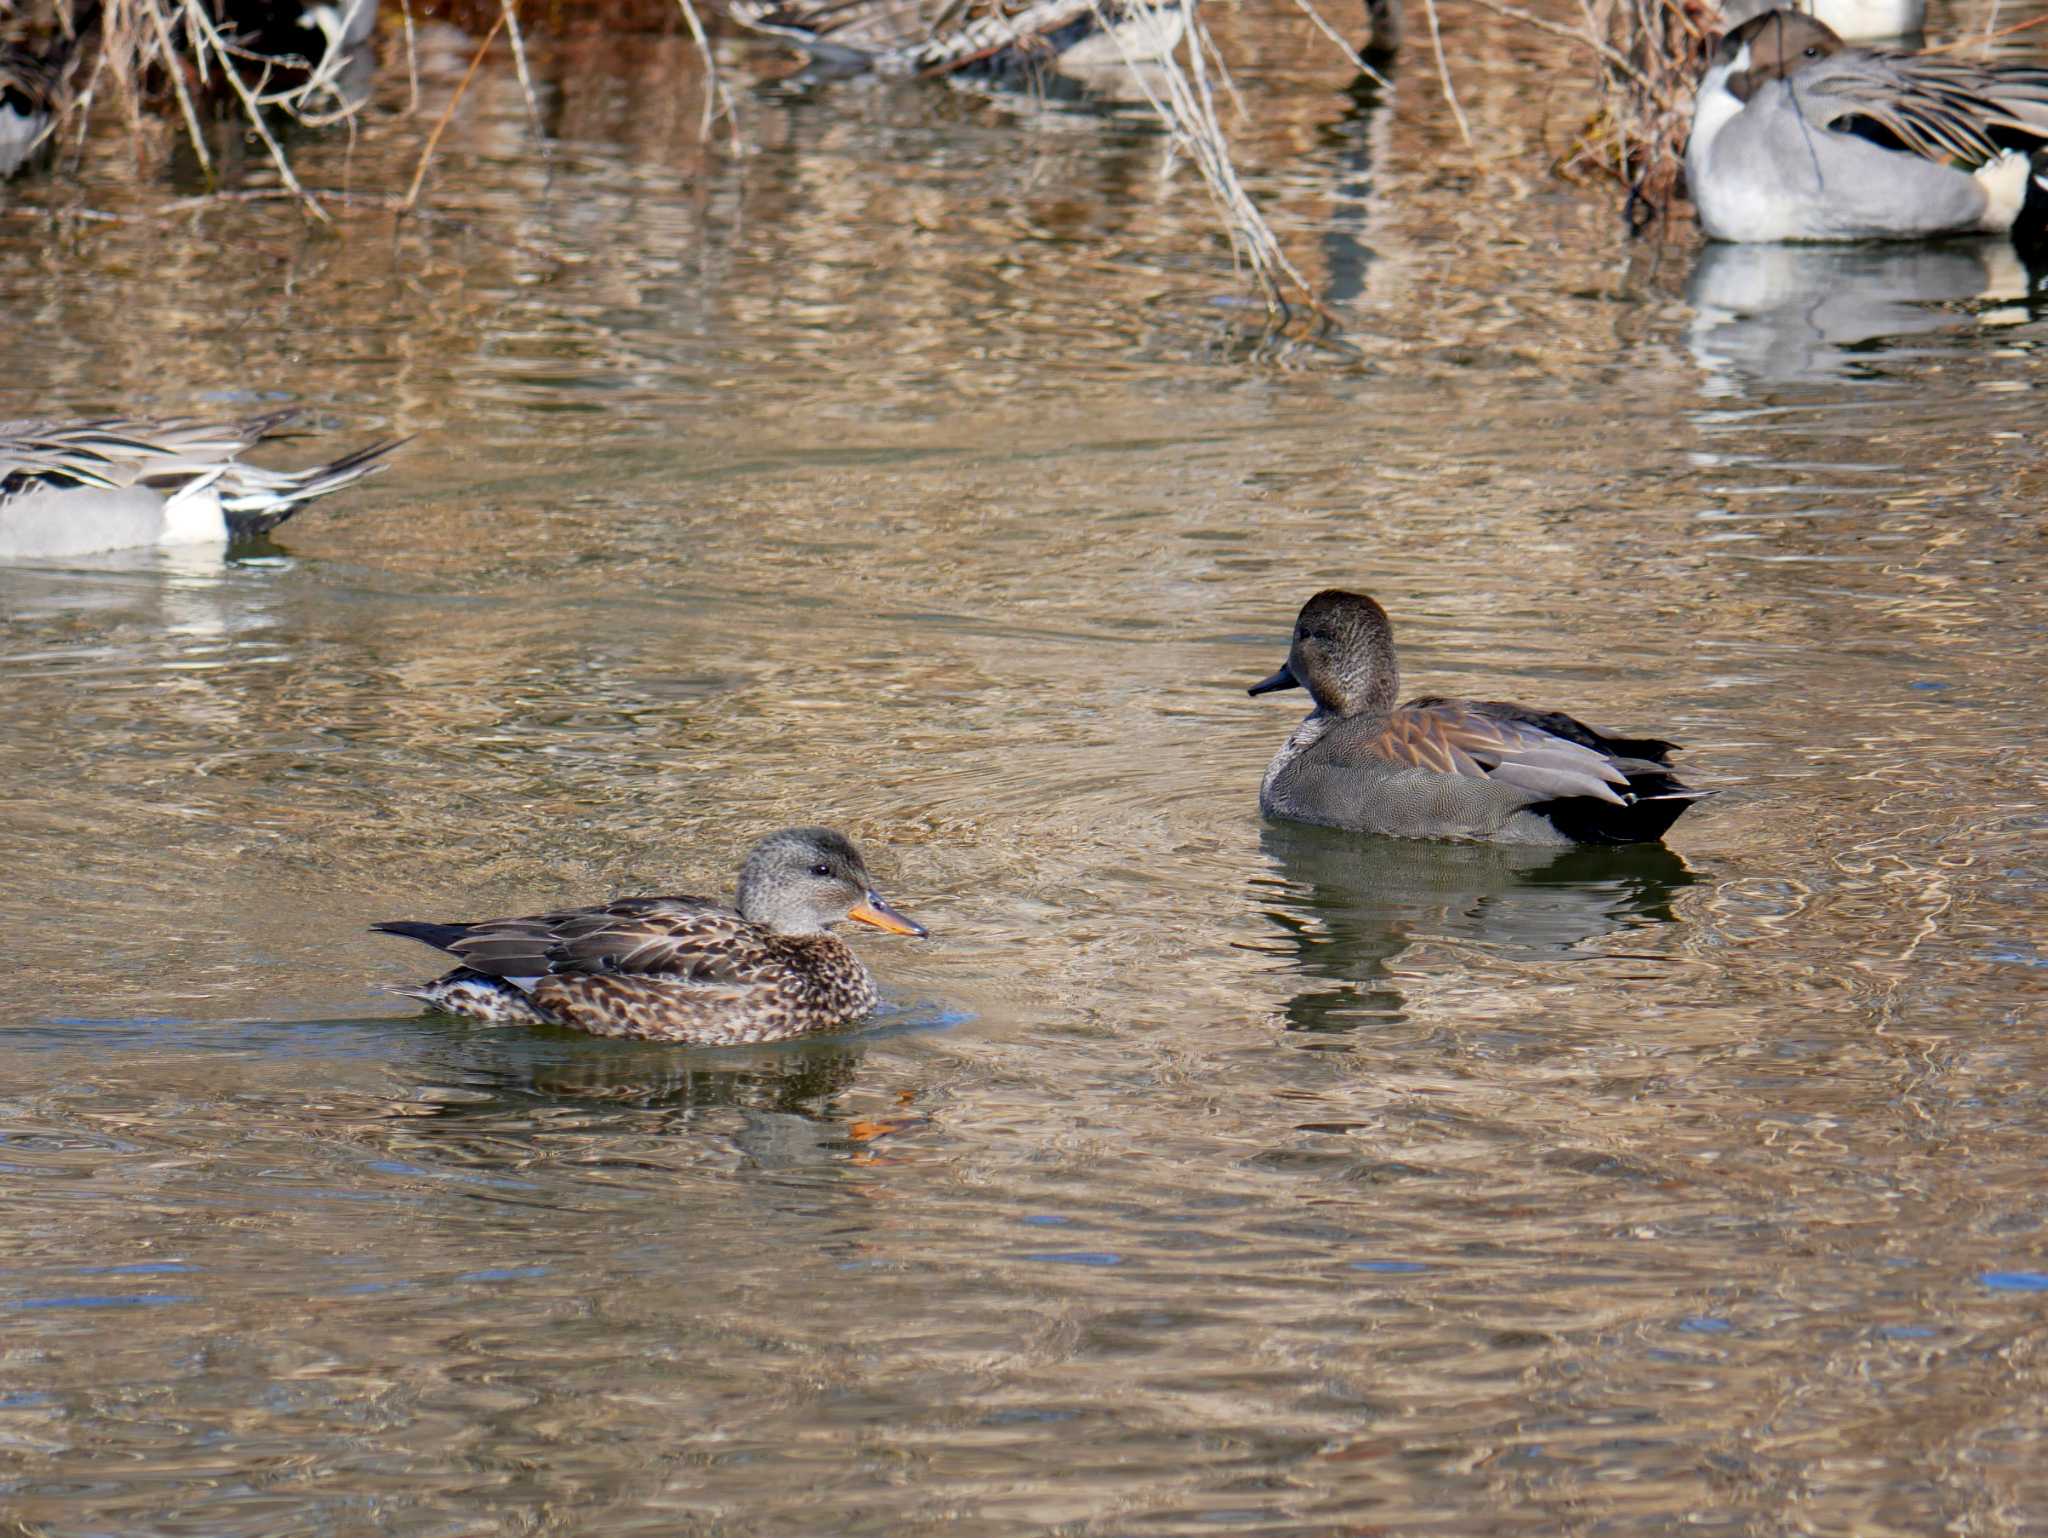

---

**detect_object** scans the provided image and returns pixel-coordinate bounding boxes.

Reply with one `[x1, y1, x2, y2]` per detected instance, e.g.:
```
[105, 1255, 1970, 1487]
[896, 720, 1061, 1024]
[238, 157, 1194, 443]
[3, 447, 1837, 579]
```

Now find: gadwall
[730, 0, 1187, 76]
[0, 411, 405, 560]
[375, 828, 928, 1045]
[1248, 591, 1711, 847]
[1686, 10, 2048, 242]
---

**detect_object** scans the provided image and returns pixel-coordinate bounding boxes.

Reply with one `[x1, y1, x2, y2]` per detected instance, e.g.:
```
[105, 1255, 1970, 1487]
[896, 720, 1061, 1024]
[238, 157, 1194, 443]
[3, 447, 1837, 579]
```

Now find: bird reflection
[378, 1017, 879, 1168]
[1686, 239, 2042, 391]
[1248, 821, 1698, 1034]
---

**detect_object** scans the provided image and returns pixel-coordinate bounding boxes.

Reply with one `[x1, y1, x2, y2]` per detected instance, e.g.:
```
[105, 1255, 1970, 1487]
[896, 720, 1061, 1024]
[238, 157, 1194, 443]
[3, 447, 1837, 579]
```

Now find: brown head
[735, 827, 926, 939]
[1247, 589, 1400, 719]
[1714, 10, 1845, 100]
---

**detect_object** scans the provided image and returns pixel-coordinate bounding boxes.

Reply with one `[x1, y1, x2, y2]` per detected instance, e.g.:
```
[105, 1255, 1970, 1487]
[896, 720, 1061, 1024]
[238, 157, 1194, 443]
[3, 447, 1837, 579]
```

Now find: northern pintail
[1718, 0, 1921, 44]
[0, 411, 405, 560]
[376, 828, 928, 1045]
[1249, 590, 1711, 846]
[0, 23, 76, 178]
[1687, 10, 2048, 242]
[730, 0, 1188, 77]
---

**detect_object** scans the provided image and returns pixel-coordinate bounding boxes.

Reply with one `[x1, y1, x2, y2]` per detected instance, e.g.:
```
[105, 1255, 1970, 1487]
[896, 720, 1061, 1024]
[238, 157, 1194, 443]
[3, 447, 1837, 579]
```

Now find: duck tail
[1534, 777, 1714, 846]
[222, 432, 410, 539]
[371, 919, 474, 954]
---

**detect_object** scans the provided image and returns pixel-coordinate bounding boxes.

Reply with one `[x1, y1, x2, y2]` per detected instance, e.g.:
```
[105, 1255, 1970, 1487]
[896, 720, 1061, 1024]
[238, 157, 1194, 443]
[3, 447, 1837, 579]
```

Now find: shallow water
[3, 0, 2047, 1531]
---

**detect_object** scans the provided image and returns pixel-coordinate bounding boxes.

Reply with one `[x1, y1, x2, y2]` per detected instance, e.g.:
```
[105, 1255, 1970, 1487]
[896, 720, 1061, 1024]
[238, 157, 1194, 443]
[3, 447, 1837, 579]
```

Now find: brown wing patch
[1379, 702, 1631, 805]
[1378, 704, 1524, 780]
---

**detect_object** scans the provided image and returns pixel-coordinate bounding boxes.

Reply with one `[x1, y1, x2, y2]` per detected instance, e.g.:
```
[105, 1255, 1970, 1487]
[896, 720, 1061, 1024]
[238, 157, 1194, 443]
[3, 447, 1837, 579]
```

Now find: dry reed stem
[400, 0, 422, 111]
[402, 5, 506, 209]
[674, 0, 743, 149]
[140, 0, 210, 171]
[497, 0, 549, 161]
[1416, 0, 1473, 148]
[182, 0, 331, 218]
[1285, 0, 1388, 90]
[1097, 0, 1332, 326]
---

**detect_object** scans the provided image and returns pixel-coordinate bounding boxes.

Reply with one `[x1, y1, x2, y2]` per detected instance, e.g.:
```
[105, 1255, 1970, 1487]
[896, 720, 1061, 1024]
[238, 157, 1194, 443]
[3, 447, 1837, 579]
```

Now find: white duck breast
[0, 412, 404, 560]
[1687, 10, 2048, 242]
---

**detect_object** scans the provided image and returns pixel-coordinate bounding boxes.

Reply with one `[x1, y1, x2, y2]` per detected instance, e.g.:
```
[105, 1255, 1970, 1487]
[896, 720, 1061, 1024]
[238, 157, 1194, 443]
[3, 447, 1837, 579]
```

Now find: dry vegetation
[2, 0, 1716, 313]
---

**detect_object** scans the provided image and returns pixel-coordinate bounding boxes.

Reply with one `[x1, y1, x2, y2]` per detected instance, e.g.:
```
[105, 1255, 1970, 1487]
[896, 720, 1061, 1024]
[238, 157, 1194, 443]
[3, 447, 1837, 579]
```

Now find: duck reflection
[1249, 821, 1697, 1034]
[1686, 239, 2039, 392]
[384, 1020, 881, 1168]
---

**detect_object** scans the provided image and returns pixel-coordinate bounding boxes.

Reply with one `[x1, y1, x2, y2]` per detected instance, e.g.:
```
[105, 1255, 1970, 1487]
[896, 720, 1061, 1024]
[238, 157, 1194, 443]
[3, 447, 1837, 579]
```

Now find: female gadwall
[375, 828, 928, 1045]
[0, 411, 404, 560]
[1248, 591, 1710, 847]
[730, 0, 1188, 76]
[1686, 10, 2048, 243]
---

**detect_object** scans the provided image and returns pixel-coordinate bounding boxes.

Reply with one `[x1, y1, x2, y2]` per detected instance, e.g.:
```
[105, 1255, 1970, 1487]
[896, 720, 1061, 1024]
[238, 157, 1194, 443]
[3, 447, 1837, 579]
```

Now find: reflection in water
[1249, 820, 1697, 1033]
[5, 0, 2048, 1532]
[1685, 238, 2037, 389]
[391, 1018, 879, 1168]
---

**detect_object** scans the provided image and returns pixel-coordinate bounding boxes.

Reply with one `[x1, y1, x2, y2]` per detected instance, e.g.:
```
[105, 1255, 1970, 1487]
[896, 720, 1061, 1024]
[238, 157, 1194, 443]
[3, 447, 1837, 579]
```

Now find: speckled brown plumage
[374, 827, 925, 1045]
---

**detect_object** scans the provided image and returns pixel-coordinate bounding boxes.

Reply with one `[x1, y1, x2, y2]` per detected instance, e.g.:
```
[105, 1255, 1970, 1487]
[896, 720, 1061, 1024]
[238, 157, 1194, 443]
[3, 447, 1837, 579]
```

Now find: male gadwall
[1248, 591, 1710, 847]
[730, 0, 1187, 76]
[1686, 10, 2048, 243]
[375, 827, 928, 1045]
[0, 411, 405, 560]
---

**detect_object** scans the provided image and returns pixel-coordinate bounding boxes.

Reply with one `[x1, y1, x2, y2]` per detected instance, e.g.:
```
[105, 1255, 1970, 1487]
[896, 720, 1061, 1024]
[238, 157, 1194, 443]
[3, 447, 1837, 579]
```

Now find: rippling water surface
[3, 1, 2047, 1531]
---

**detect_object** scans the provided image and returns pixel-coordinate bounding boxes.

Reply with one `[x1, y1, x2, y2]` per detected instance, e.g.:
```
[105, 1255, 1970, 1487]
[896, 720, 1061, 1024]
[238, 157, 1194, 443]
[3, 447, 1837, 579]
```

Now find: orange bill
[849, 891, 927, 938]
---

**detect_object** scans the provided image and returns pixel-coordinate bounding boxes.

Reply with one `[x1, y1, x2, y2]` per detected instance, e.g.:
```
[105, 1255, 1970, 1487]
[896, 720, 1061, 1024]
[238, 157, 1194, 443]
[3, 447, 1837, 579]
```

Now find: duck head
[1714, 10, 1844, 101]
[1247, 589, 1400, 718]
[736, 827, 927, 938]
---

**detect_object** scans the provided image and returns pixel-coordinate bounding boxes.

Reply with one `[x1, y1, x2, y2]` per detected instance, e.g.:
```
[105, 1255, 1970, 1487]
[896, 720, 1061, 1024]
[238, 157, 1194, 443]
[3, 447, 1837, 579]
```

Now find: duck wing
[374, 897, 776, 986]
[1372, 700, 1636, 806]
[0, 413, 301, 495]
[1801, 50, 2048, 165]
[1405, 697, 1679, 765]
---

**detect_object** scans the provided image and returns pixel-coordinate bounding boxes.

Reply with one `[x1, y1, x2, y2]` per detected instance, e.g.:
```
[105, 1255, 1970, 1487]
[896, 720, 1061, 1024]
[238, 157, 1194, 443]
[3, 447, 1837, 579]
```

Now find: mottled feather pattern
[380, 896, 886, 1044]
[731, 0, 1158, 74]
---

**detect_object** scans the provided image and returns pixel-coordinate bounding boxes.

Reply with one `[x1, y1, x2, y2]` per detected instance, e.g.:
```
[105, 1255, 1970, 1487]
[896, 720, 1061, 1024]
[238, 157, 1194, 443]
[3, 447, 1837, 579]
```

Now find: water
[3, 2, 2047, 1531]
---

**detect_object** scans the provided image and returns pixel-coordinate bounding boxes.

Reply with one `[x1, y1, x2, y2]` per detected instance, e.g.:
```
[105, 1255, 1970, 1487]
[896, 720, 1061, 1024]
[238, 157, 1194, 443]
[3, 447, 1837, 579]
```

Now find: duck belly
[0, 486, 175, 560]
[1692, 93, 1989, 241]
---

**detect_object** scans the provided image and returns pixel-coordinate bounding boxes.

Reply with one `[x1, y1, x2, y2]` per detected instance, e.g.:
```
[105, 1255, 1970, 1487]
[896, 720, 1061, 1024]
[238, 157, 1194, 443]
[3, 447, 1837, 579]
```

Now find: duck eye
[810, 863, 833, 878]
[1804, 44, 1820, 55]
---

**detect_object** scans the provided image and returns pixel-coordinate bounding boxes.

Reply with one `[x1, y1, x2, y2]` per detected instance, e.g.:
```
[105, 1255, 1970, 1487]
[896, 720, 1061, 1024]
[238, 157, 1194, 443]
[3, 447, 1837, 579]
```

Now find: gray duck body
[1251, 591, 1709, 847]
[374, 827, 925, 1045]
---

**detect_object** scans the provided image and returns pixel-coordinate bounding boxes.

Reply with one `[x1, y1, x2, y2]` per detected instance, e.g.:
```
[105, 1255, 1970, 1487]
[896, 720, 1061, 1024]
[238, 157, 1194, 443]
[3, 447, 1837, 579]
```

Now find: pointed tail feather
[224, 434, 410, 538]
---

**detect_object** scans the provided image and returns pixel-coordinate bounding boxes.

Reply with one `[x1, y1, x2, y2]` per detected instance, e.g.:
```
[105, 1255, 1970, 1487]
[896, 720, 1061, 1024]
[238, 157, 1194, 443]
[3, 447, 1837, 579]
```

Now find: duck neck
[1312, 649, 1398, 726]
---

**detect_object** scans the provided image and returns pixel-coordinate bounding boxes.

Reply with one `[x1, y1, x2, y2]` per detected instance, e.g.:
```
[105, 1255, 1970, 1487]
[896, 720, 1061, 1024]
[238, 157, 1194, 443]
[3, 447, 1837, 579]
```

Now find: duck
[374, 827, 929, 1045]
[1686, 10, 2048, 243]
[1248, 590, 1711, 847]
[728, 0, 1188, 78]
[0, 410, 406, 560]
[0, 21, 77, 179]
[1717, 0, 1920, 44]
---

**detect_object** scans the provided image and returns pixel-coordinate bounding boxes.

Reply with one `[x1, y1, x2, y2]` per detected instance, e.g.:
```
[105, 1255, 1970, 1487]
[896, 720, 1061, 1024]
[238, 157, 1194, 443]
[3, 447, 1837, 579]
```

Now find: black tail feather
[372, 919, 475, 954]
[1532, 776, 1714, 846]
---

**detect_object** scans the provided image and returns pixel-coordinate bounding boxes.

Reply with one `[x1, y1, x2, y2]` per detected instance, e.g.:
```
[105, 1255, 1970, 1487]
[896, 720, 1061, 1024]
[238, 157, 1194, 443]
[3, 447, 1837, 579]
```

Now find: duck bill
[849, 891, 927, 938]
[1247, 663, 1301, 697]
